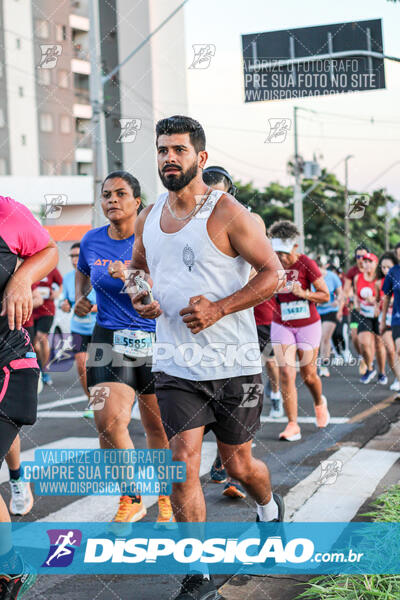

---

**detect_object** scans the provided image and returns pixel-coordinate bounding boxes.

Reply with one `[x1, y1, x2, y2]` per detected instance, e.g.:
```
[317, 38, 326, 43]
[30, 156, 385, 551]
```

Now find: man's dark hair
[377, 251, 398, 279]
[395, 242, 400, 250]
[156, 115, 206, 153]
[268, 220, 299, 240]
[70, 242, 80, 250]
[203, 166, 231, 192]
[354, 243, 369, 257]
[101, 170, 141, 198]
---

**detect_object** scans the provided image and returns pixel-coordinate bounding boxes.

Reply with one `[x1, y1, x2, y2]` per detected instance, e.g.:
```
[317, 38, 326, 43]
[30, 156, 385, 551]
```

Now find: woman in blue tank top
[75, 171, 174, 531]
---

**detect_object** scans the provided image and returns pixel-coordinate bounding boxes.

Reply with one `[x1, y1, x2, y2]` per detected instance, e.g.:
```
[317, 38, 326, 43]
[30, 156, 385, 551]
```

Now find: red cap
[363, 253, 378, 263]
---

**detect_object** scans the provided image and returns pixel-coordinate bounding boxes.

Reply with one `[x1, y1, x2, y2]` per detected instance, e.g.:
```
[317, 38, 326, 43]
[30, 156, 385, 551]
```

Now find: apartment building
[0, 0, 188, 233]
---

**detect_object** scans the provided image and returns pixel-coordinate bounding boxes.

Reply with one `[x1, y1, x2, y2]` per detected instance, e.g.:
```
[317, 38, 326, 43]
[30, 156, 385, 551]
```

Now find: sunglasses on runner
[355, 254, 365, 259]
[69, 254, 79, 258]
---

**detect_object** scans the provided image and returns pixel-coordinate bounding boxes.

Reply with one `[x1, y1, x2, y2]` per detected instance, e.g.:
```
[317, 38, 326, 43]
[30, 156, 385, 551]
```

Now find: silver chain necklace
[166, 186, 212, 221]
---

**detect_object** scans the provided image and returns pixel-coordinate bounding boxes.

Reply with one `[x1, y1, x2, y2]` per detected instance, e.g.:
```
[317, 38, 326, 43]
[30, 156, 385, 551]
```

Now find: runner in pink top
[268, 220, 330, 442]
[0, 196, 57, 596]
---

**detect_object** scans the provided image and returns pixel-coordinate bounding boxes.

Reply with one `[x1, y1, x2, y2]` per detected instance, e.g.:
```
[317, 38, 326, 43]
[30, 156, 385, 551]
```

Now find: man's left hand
[180, 295, 224, 334]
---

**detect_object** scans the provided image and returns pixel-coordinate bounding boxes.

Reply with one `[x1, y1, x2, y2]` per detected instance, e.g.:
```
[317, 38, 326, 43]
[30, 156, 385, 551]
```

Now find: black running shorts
[86, 324, 155, 395]
[391, 325, 400, 341]
[358, 315, 379, 335]
[0, 361, 39, 467]
[155, 371, 263, 444]
[33, 315, 54, 335]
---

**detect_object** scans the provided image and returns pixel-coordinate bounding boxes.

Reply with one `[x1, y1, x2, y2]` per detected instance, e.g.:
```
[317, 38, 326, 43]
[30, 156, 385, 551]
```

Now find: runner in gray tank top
[126, 116, 285, 600]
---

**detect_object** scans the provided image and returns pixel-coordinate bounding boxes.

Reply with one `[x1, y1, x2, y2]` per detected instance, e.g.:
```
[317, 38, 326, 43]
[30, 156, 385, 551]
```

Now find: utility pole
[89, 0, 107, 228]
[385, 191, 390, 251]
[293, 106, 304, 252]
[344, 155, 354, 272]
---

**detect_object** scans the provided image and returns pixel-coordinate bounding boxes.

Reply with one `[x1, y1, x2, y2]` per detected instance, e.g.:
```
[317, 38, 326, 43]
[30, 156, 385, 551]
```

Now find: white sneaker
[390, 379, 400, 392]
[269, 393, 284, 418]
[319, 366, 330, 377]
[343, 350, 353, 364]
[9, 479, 34, 516]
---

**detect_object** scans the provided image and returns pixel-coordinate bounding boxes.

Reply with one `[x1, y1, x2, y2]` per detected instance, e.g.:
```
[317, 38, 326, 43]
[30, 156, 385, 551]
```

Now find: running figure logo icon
[318, 460, 343, 485]
[42, 529, 82, 567]
[183, 244, 195, 272]
[240, 383, 264, 408]
[188, 44, 216, 69]
[347, 195, 370, 219]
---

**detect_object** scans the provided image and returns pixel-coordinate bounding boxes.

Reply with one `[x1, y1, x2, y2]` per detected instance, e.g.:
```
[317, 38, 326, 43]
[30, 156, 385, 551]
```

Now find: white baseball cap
[271, 237, 297, 254]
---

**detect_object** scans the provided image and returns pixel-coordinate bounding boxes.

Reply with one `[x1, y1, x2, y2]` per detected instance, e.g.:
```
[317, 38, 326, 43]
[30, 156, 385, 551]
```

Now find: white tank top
[142, 190, 261, 381]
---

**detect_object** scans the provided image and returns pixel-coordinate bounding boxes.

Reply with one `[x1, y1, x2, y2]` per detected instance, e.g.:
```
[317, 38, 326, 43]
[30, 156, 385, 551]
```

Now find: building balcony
[75, 147, 93, 163]
[69, 14, 90, 32]
[73, 102, 92, 119]
[76, 130, 92, 147]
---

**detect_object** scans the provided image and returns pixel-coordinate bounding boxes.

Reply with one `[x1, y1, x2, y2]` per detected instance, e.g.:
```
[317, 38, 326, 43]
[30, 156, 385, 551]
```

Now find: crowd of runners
[1, 115, 400, 600]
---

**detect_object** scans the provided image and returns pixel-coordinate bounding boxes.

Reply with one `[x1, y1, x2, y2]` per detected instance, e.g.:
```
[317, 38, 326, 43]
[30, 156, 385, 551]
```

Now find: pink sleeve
[0, 197, 50, 257]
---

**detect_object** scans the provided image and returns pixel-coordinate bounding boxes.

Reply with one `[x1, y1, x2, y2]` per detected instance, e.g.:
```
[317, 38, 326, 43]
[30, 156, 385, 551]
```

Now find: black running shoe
[174, 574, 221, 599]
[0, 568, 36, 599]
[256, 492, 285, 522]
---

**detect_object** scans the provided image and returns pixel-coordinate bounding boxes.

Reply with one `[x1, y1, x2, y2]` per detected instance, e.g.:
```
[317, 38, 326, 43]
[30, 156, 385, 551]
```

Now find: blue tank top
[77, 225, 155, 332]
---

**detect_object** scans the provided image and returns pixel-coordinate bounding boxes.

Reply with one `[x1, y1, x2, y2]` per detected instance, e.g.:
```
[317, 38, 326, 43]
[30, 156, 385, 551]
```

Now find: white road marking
[0, 437, 99, 484]
[290, 448, 400, 522]
[37, 395, 87, 411]
[261, 416, 348, 424]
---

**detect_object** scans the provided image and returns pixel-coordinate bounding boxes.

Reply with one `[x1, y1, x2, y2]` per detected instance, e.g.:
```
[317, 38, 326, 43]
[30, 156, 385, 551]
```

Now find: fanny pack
[0, 352, 39, 425]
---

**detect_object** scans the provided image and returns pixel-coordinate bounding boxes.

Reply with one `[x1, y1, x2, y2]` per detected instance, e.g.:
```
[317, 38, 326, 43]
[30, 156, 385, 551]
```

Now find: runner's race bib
[113, 329, 155, 358]
[280, 300, 310, 321]
[360, 303, 375, 319]
[37, 286, 51, 299]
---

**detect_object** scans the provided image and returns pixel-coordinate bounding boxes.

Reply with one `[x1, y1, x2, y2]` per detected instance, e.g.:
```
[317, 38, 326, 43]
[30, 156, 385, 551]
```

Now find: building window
[55, 24, 67, 42]
[0, 108, 4, 128]
[21, 134, 26, 145]
[0, 158, 7, 175]
[38, 68, 51, 85]
[39, 113, 53, 132]
[41, 160, 57, 175]
[18, 86, 23, 97]
[57, 70, 69, 88]
[60, 115, 71, 134]
[36, 20, 50, 39]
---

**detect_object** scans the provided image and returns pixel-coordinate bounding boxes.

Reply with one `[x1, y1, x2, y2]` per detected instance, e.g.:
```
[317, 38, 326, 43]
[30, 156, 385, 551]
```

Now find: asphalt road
[2, 356, 400, 599]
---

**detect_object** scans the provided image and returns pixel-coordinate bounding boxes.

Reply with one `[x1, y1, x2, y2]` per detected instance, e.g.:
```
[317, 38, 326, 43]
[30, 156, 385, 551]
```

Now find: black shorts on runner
[0, 365, 39, 467]
[320, 312, 338, 323]
[86, 323, 155, 395]
[391, 325, 400, 341]
[257, 324, 273, 357]
[155, 371, 263, 444]
[358, 315, 379, 335]
[71, 333, 92, 354]
[33, 315, 54, 335]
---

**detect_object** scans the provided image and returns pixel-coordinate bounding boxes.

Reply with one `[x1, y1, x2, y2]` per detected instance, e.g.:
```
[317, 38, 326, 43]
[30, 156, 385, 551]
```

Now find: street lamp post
[344, 155, 354, 272]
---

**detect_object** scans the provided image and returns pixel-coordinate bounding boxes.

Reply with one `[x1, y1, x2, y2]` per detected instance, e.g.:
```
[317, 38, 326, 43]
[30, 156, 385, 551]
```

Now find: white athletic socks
[257, 496, 279, 521]
[270, 391, 281, 400]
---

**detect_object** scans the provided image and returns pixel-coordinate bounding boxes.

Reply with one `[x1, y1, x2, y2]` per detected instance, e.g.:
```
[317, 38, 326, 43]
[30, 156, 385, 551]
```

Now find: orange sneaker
[315, 395, 330, 428]
[279, 422, 301, 441]
[155, 495, 176, 529]
[108, 495, 146, 536]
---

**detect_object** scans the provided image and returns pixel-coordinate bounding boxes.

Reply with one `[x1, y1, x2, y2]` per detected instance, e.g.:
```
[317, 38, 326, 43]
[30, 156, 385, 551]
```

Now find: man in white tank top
[127, 116, 285, 598]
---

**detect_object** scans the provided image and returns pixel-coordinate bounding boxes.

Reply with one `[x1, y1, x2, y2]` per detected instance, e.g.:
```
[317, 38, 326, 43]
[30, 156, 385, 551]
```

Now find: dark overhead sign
[242, 19, 385, 102]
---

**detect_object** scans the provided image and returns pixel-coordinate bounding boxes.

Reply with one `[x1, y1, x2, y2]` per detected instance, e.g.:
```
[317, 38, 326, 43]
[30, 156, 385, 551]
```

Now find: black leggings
[0, 416, 20, 469]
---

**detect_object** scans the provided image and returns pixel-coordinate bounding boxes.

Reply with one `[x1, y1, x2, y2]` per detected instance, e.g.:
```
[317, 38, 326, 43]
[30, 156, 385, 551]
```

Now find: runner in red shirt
[354, 253, 385, 384]
[32, 267, 62, 385]
[344, 245, 369, 373]
[268, 220, 330, 442]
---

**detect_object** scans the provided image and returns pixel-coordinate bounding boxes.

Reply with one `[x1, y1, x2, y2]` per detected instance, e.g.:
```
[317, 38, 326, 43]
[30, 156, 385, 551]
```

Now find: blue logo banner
[3, 522, 400, 574]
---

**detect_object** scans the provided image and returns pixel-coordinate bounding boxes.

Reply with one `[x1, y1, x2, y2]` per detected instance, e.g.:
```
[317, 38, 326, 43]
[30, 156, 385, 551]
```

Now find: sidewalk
[218, 422, 400, 599]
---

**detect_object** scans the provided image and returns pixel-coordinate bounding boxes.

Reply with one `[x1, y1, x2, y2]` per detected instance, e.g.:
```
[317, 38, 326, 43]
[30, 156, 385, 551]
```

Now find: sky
[183, 0, 400, 199]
